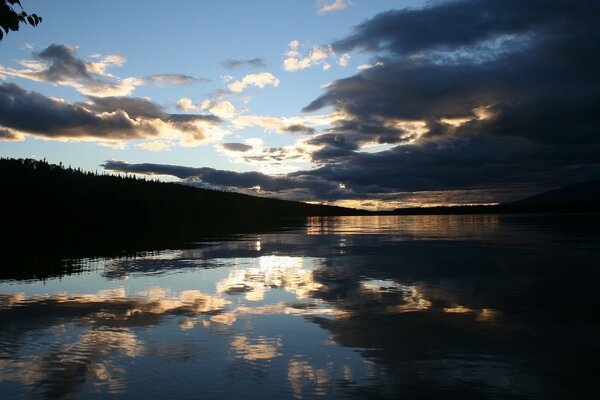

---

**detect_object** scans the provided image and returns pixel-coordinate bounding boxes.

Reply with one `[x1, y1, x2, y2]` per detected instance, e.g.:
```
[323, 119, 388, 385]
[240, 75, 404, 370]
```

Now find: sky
[1, 0, 599, 209]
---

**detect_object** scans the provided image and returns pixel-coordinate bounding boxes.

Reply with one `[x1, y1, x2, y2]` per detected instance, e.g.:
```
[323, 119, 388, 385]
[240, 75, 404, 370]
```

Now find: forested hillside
[1, 158, 366, 255]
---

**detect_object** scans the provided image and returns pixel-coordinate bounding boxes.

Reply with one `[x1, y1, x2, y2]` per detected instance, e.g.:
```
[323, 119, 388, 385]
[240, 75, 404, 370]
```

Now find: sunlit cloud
[216, 255, 324, 301]
[356, 61, 384, 70]
[316, 0, 351, 15]
[177, 98, 237, 119]
[98, 141, 127, 150]
[337, 53, 351, 67]
[230, 335, 282, 360]
[227, 72, 280, 92]
[135, 141, 172, 152]
[282, 41, 335, 72]
[216, 137, 313, 174]
[232, 113, 335, 134]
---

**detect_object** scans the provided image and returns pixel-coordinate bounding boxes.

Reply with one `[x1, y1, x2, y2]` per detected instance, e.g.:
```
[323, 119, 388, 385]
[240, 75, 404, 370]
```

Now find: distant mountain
[506, 181, 600, 206]
[383, 182, 600, 216]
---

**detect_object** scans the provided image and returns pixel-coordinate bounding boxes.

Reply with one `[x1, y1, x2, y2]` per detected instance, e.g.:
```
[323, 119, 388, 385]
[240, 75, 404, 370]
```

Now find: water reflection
[217, 255, 324, 301]
[1, 214, 599, 399]
[307, 214, 501, 237]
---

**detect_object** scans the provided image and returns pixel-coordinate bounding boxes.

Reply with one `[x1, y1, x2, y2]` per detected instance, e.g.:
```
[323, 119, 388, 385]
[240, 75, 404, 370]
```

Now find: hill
[507, 181, 600, 206]
[385, 182, 600, 215]
[0, 158, 367, 257]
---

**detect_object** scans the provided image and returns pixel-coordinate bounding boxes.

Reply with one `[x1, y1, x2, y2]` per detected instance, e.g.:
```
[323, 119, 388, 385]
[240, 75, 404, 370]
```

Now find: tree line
[0, 158, 366, 260]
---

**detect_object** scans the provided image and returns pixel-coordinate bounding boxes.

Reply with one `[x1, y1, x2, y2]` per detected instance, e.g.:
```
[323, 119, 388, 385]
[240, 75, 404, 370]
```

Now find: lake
[1, 215, 599, 399]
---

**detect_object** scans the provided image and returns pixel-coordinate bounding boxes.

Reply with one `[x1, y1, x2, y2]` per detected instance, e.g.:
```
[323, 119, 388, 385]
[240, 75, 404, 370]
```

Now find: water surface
[1, 215, 599, 399]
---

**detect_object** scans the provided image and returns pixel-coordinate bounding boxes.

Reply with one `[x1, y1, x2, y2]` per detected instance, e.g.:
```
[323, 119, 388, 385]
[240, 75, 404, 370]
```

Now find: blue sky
[2, 0, 598, 208]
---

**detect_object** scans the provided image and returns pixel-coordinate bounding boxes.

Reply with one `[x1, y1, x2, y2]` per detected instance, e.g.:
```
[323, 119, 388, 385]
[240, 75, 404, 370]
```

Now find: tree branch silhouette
[0, 0, 42, 41]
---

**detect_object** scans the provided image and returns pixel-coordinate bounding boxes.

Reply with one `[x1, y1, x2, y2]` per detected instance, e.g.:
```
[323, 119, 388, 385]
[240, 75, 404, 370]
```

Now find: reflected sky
[1, 215, 599, 399]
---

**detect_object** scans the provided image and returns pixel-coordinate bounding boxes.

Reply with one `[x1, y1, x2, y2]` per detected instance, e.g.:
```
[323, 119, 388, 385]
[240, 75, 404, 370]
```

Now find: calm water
[1, 215, 599, 399]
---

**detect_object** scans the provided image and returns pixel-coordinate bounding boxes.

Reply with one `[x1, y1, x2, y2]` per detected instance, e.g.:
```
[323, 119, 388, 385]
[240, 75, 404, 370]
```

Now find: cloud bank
[0, 82, 225, 146]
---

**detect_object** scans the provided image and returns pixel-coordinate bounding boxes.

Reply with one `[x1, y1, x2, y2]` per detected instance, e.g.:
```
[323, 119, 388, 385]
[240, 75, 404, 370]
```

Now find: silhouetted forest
[0, 158, 367, 262]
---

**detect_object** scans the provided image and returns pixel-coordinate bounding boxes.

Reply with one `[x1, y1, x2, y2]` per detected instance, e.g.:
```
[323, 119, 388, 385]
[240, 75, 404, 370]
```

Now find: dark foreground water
[1, 215, 599, 399]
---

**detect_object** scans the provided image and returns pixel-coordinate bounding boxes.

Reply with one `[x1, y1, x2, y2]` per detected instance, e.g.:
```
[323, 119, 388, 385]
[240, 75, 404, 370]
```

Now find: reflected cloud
[0, 287, 230, 328]
[288, 360, 331, 398]
[230, 335, 282, 361]
[217, 255, 324, 301]
[236, 302, 350, 319]
[0, 327, 141, 398]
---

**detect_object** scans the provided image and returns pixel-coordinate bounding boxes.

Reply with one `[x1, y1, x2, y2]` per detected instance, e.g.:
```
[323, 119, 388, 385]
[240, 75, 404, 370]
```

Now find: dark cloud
[0, 82, 153, 140]
[83, 96, 166, 119]
[35, 43, 92, 81]
[166, 114, 221, 123]
[332, 0, 581, 56]
[0, 127, 21, 141]
[282, 124, 317, 135]
[221, 58, 267, 69]
[102, 151, 576, 204]
[221, 143, 254, 152]
[299, 0, 600, 197]
[139, 73, 208, 86]
[0, 82, 221, 142]
[102, 160, 343, 200]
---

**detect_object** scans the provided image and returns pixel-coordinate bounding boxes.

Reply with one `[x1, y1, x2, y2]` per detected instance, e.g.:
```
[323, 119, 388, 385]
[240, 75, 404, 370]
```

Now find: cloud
[227, 72, 280, 92]
[102, 160, 341, 200]
[232, 113, 334, 134]
[0, 127, 24, 141]
[177, 98, 237, 119]
[0, 82, 227, 147]
[84, 96, 166, 119]
[356, 61, 384, 70]
[136, 73, 207, 86]
[296, 0, 600, 198]
[136, 141, 172, 152]
[0, 44, 206, 97]
[282, 124, 316, 135]
[336, 53, 350, 67]
[282, 42, 335, 72]
[215, 137, 314, 174]
[220, 142, 254, 152]
[221, 58, 267, 69]
[317, 0, 351, 15]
